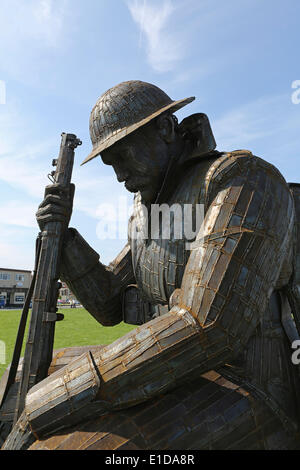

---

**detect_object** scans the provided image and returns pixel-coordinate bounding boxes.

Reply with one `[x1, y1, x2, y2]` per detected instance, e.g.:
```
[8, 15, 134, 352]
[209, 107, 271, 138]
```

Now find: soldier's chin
[140, 186, 157, 202]
[125, 181, 139, 192]
[125, 181, 155, 201]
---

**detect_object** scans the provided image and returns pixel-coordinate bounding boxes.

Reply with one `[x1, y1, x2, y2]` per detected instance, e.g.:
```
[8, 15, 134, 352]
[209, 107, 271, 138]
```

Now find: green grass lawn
[0, 308, 136, 379]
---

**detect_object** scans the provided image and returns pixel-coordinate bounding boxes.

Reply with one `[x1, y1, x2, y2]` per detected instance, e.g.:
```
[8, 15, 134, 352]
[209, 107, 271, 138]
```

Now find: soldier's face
[100, 122, 170, 202]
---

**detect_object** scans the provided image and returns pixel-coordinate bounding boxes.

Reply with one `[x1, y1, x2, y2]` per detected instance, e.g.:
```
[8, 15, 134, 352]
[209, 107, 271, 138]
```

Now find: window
[16, 274, 24, 282]
[0, 273, 10, 281]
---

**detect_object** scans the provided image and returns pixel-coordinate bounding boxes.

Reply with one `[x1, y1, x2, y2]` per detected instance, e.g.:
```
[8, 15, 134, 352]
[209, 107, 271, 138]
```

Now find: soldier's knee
[24, 351, 102, 438]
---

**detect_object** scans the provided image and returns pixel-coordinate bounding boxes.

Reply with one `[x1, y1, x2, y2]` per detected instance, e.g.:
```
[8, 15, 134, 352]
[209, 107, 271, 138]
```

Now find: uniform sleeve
[91, 152, 294, 409]
[60, 228, 135, 326]
[175, 152, 294, 355]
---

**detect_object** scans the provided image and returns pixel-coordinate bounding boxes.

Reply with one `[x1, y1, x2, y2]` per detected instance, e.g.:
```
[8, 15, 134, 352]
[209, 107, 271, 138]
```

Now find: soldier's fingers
[36, 203, 69, 218]
[38, 194, 71, 210]
[37, 214, 69, 227]
[44, 183, 73, 198]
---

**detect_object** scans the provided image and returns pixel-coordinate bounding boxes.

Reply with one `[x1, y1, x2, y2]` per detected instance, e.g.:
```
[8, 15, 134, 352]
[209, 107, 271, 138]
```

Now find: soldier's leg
[27, 371, 300, 450]
[0, 345, 104, 446]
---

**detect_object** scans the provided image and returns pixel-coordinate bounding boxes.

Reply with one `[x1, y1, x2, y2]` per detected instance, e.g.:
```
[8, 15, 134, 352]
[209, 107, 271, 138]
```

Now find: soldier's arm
[89, 152, 294, 409]
[35, 183, 136, 326]
[60, 229, 136, 325]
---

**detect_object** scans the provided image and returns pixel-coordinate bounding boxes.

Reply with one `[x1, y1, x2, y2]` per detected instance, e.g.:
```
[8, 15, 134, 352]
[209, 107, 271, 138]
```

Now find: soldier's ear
[156, 113, 176, 144]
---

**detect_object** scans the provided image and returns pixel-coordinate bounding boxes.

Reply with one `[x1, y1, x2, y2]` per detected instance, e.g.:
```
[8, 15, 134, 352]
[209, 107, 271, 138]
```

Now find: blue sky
[0, 0, 299, 270]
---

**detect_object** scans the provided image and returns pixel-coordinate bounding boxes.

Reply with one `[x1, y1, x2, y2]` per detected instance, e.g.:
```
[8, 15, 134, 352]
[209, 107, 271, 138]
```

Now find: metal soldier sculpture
[2, 80, 300, 450]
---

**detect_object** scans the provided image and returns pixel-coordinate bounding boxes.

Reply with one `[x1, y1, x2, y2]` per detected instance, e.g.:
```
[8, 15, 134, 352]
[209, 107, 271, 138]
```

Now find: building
[0, 268, 32, 308]
[59, 282, 77, 303]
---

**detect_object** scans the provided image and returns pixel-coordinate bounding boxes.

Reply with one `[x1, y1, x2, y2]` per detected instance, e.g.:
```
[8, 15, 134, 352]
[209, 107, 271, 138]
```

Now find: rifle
[0, 133, 82, 424]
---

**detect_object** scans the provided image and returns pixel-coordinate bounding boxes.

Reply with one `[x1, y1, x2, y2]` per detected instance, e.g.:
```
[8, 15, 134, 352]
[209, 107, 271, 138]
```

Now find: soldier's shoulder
[205, 149, 286, 187]
[206, 149, 253, 181]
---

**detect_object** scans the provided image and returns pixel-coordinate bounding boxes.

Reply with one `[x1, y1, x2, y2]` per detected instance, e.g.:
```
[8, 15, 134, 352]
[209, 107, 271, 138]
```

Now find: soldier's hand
[36, 183, 75, 231]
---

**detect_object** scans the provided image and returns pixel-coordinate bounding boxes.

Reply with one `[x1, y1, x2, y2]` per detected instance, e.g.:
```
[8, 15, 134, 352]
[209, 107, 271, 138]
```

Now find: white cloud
[210, 92, 300, 185]
[0, 241, 34, 271]
[0, 226, 36, 270]
[0, 0, 70, 83]
[0, 104, 57, 199]
[0, 0, 69, 47]
[127, 0, 267, 84]
[127, 0, 184, 72]
[0, 156, 50, 199]
[0, 149, 53, 200]
[33, 0, 69, 47]
[0, 201, 37, 228]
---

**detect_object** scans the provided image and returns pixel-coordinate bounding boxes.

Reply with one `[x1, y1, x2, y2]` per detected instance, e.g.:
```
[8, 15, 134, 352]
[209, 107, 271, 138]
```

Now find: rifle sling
[0, 235, 41, 412]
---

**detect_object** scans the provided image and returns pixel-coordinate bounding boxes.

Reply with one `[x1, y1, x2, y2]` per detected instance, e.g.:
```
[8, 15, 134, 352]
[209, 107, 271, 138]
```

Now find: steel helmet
[81, 80, 195, 165]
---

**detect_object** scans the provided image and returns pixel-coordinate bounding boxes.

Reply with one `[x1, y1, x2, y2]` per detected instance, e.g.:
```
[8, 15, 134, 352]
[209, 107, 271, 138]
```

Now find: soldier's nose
[113, 161, 130, 182]
[116, 170, 129, 183]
